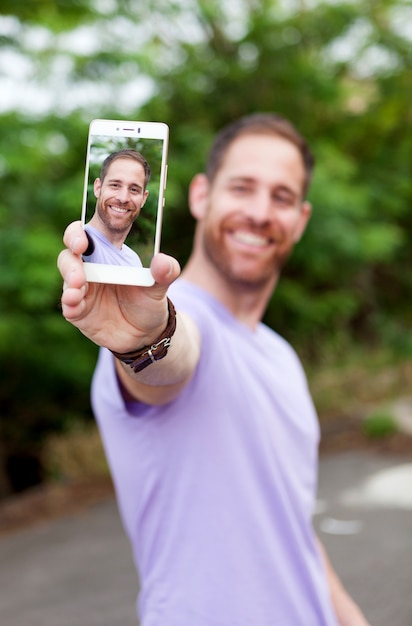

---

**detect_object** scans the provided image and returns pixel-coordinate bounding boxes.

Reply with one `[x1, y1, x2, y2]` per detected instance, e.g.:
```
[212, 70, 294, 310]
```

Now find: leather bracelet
[110, 298, 177, 373]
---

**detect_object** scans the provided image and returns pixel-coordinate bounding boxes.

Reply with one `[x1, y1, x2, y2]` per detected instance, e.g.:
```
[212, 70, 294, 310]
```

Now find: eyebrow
[107, 178, 143, 189]
[272, 185, 298, 198]
[228, 176, 254, 184]
[228, 176, 298, 197]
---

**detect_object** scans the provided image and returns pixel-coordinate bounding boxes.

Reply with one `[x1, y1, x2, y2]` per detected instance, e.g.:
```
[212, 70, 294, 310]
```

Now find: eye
[272, 192, 295, 207]
[274, 194, 289, 203]
[230, 184, 251, 194]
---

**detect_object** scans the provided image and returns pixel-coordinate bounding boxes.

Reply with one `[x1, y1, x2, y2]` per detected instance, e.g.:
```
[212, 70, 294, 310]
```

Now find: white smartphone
[81, 118, 169, 286]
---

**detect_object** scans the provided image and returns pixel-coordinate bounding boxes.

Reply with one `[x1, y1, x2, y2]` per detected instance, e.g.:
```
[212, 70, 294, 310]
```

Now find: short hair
[100, 149, 151, 189]
[206, 113, 315, 196]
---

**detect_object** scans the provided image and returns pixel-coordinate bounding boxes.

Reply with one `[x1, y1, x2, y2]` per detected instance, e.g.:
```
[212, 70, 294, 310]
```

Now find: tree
[0, 0, 411, 494]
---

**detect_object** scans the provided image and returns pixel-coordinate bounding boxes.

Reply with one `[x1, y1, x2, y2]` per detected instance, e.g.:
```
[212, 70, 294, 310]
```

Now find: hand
[57, 221, 181, 353]
[317, 539, 372, 626]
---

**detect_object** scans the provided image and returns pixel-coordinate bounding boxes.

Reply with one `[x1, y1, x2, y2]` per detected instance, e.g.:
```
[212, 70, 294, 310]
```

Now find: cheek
[99, 190, 110, 202]
[277, 212, 306, 243]
[202, 205, 222, 232]
[291, 215, 308, 243]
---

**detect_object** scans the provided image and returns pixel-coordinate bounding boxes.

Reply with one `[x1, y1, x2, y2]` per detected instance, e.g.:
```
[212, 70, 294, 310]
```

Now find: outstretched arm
[58, 221, 201, 405]
[317, 539, 371, 626]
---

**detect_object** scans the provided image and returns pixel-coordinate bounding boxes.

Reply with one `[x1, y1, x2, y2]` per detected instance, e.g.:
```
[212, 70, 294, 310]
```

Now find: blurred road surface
[0, 451, 411, 626]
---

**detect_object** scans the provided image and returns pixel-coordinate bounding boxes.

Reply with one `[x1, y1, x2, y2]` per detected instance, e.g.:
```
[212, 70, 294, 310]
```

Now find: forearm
[317, 539, 371, 626]
[59, 223, 197, 404]
[115, 310, 201, 405]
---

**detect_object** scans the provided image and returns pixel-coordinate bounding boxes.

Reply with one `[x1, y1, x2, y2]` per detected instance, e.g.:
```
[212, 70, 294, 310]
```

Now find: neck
[88, 215, 125, 249]
[182, 250, 278, 330]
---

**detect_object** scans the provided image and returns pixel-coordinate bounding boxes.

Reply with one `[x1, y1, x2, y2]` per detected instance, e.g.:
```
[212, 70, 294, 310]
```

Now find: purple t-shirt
[91, 280, 339, 626]
[83, 224, 142, 266]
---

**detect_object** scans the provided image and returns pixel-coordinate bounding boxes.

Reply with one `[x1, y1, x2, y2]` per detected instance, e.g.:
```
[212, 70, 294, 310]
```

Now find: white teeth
[233, 231, 268, 247]
[110, 206, 127, 214]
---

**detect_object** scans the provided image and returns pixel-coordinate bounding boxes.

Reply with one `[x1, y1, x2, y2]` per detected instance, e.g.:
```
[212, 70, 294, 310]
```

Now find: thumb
[150, 253, 181, 288]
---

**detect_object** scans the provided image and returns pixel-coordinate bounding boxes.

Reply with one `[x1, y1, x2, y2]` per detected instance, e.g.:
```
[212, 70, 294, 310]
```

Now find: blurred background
[0, 0, 411, 500]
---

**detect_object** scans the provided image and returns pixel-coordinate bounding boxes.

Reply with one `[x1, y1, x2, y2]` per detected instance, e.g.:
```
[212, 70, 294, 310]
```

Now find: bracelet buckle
[110, 299, 177, 373]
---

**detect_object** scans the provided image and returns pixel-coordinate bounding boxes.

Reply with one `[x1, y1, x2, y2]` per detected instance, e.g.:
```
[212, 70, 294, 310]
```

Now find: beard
[201, 220, 292, 293]
[96, 199, 136, 236]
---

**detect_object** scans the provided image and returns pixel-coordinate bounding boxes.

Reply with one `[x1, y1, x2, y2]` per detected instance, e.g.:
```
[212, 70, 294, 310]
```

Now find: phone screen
[81, 119, 169, 286]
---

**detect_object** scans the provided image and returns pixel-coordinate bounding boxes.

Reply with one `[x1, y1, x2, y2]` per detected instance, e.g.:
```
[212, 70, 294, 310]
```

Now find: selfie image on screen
[84, 135, 164, 269]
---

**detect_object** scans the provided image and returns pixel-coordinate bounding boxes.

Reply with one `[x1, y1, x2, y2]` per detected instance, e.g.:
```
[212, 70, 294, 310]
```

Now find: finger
[150, 253, 181, 288]
[61, 293, 88, 322]
[62, 221, 89, 255]
[60, 271, 89, 321]
[57, 249, 87, 288]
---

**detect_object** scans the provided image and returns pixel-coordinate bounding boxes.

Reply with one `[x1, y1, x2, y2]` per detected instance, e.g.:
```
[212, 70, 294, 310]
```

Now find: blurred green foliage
[0, 0, 411, 494]
[363, 411, 399, 439]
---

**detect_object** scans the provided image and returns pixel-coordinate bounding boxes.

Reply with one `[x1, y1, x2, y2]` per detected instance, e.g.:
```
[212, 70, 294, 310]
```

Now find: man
[83, 148, 150, 266]
[58, 113, 371, 625]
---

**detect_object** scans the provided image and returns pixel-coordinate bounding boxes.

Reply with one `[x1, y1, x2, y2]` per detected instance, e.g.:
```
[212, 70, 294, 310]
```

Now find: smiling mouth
[231, 230, 272, 248]
[109, 205, 129, 214]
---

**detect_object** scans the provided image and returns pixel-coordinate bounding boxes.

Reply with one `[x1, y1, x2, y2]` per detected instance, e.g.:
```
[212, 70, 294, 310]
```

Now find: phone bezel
[81, 119, 169, 286]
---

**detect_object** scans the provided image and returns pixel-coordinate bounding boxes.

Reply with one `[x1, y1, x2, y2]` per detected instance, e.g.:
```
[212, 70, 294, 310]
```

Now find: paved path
[0, 500, 138, 626]
[314, 452, 412, 626]
[0, 451, 411, 625]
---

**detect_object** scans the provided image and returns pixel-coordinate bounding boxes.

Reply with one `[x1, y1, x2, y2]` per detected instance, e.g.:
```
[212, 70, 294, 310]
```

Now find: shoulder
[258, 323, 309, 379]
[168, 281, 218, 326]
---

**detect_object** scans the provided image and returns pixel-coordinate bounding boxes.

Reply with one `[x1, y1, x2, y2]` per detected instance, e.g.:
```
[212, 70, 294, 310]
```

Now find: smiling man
[185, 132, 311, 301]
[84, 148, 150, 266]
[58, 113, 371, 626]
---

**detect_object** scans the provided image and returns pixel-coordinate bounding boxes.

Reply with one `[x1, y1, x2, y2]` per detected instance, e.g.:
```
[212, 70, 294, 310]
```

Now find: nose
[246, 188, 273, 224]
[115, 186, 131, 204]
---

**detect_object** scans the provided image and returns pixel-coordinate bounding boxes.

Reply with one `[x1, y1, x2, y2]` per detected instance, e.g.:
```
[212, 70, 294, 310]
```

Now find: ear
[293, 201, 312, 243]
[189, 174, 210, 220]
[93, 178, 102, 199]
[141, 189, 149, 207]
